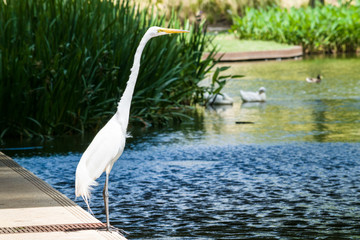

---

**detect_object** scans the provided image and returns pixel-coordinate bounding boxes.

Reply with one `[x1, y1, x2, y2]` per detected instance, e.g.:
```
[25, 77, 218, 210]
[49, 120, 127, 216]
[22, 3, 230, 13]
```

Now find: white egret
[240, 87, 266, 102]
[75, 26, 188, 231]
[306, 74, 322, 83]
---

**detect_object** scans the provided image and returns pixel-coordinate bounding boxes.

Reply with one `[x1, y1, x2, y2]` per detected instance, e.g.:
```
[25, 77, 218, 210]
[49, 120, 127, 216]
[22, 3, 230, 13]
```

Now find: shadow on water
[311, 99, 329, 142]
[1, 56, 360, 239]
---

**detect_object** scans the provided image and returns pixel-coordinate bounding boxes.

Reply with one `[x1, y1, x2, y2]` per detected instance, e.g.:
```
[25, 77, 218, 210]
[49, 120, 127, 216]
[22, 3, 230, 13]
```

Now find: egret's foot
[99, 225, 129, 236]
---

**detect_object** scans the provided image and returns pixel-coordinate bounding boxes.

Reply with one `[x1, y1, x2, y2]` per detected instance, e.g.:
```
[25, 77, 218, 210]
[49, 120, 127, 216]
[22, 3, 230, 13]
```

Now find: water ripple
[14, 142, 360, 239]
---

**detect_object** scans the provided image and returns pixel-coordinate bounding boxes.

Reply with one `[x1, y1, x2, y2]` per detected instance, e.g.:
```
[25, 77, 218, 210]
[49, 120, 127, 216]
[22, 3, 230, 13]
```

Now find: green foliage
[0, 0, 221, 138]
[205, 66, 243, 105]
[230, 3, 360, 53]
[160, 0, 280, 25]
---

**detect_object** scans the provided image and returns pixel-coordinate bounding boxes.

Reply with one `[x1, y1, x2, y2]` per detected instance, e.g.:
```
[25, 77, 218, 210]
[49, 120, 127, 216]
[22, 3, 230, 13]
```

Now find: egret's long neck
[116, 33, 152, 130]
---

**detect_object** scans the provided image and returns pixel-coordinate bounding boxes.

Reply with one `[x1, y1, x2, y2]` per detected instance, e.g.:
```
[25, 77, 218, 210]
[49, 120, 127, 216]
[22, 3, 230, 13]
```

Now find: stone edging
[204, 46, 303, 62]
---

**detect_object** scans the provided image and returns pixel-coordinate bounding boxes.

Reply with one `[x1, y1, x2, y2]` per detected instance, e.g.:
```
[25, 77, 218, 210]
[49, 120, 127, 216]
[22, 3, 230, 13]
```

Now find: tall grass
[0, 0, 220, 139]
[230, 3, 360, 53]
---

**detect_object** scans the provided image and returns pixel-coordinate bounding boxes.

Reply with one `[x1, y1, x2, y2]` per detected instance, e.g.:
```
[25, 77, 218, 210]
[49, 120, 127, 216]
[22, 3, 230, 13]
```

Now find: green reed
[230, 3, 360, 53]
[0, 0, 221, 138]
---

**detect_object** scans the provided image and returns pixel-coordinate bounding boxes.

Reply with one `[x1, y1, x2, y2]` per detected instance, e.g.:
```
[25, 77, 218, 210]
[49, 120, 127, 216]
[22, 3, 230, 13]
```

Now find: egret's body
[75, 115, 124, 201]
[240, 87, 266, 102]
[75, 26, 188, 231]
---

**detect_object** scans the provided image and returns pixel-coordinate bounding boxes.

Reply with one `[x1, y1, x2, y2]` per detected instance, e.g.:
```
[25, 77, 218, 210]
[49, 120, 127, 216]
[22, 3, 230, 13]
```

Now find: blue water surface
[3, 56, 360, 239]
[12, 142, 360, 239]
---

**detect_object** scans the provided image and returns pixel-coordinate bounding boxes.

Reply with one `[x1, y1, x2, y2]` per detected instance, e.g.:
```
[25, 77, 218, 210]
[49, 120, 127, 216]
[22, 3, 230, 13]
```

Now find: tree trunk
[309, 0, 325, 7]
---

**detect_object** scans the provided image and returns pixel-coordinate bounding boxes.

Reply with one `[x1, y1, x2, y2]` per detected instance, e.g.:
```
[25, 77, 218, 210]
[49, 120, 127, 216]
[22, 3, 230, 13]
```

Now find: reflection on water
[1, 56, 360, 239]
[221, 55, 360, 102]
[8, 143, 360, 239]
[206, 55, 360, 143]
[199, 98, 360, 143]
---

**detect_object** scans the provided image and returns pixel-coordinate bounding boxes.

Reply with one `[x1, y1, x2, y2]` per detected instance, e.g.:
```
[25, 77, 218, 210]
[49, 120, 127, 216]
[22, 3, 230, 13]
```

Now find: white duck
[240, 87, 266, 102]
[204, 92, 234, 105]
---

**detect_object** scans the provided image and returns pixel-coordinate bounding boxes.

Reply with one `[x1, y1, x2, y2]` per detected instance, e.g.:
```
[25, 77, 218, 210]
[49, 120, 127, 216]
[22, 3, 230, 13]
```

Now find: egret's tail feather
[75, 165, 98, 213]
[82, 195, 95, 216]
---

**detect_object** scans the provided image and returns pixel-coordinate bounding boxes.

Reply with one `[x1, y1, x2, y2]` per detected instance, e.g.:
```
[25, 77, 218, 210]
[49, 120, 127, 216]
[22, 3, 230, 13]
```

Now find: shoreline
[204, 45, 303, 62]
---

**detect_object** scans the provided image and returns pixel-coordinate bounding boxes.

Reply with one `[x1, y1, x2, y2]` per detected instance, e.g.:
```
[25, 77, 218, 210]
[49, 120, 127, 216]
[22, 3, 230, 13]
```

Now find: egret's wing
[75, 117, 125, 204]
[75, 118, 125, 211]
[81, 119, 125, 179]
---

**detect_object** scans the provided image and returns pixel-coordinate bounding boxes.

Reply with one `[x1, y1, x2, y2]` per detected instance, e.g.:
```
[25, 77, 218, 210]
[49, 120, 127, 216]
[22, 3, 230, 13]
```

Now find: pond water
[1, 55, 360, 239]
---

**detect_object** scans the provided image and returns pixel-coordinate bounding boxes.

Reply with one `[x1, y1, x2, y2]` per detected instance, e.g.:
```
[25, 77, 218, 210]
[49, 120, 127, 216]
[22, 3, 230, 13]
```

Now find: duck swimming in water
[240, 87, 266, 102]
[306, 74, 322, 83]
[204, 92, 234, 105]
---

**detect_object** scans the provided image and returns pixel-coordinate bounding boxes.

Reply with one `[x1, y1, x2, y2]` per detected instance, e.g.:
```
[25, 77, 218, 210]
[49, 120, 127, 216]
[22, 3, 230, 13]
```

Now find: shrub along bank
[230, 3, 360, 53]
[0, 0, 225, 139]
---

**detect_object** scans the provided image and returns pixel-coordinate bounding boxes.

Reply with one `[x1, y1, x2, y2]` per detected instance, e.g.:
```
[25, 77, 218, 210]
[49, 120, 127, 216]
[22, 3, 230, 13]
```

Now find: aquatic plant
[230, 3, 360, 53]
[0, 0, 222, 139]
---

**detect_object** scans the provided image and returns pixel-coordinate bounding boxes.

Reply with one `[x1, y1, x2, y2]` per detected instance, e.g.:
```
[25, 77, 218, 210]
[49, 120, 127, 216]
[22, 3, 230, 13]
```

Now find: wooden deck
[0, 151, 127, 240]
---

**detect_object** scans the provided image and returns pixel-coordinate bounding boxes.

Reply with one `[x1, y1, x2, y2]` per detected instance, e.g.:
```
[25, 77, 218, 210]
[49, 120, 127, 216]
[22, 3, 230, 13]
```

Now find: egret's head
[147, 26, 189, 38]
[259, 87, 266, 94]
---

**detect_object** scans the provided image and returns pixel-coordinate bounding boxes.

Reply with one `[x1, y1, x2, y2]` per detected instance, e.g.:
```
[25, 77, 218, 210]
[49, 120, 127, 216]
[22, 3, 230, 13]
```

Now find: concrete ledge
[0, 151, 127, 240]
[204, 46, 303, 62]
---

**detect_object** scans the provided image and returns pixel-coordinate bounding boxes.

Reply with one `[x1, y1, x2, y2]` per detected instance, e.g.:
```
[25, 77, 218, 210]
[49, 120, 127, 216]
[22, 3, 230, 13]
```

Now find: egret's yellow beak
[159, 28, 189, 34]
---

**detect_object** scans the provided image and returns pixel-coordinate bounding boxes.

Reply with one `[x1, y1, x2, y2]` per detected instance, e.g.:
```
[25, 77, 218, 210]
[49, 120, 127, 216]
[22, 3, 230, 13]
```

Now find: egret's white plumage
[240, 87, 266, 102]
[75, 26, 188, 231]
[75, 115, 125, 205]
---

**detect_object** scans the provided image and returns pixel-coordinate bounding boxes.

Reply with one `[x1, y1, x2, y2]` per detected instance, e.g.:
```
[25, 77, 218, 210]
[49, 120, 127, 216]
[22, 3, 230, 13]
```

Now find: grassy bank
[209, 33, 294, 52]
[230, 3, 360, 53]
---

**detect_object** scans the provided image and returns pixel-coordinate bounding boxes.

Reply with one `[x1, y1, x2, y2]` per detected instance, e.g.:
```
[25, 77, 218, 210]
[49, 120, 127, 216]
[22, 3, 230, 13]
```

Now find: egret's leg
[103, 172, 110, 231]
[101, 172, 128, 236]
